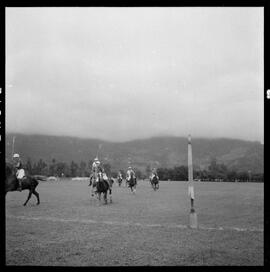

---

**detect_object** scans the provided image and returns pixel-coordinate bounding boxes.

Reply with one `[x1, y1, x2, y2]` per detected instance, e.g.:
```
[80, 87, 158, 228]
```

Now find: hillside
[5, 133, 264, 174]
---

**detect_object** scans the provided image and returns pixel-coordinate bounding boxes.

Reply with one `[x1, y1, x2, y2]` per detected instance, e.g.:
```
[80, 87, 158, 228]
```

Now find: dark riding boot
[17, 179, 22, 191]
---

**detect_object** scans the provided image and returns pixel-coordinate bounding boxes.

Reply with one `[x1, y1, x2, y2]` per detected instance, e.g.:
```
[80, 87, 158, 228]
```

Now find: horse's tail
[32, 175, 47, 181]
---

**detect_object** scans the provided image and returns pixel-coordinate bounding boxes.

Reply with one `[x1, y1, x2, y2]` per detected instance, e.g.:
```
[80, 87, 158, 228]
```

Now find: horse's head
[5, 162, 18, 192]
[98, 172, 105, 182]
[6, 162, 16, 178]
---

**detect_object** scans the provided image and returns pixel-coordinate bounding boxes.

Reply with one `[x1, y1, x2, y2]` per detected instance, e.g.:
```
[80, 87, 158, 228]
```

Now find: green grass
[5, 180, 264, 266]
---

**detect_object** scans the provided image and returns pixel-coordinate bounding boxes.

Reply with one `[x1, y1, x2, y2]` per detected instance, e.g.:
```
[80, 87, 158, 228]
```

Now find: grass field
[5, 179, 264, 266]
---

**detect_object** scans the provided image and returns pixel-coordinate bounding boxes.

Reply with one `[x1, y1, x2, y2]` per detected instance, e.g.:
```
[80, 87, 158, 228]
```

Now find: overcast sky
[6, 7, 264, 143]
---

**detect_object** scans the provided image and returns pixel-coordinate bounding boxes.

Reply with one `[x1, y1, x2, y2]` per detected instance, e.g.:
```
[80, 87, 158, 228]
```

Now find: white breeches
[16, 169, 25, 179]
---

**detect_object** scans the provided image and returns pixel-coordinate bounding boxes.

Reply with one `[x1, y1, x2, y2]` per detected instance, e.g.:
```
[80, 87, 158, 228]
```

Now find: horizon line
[5, 131, 263, 144]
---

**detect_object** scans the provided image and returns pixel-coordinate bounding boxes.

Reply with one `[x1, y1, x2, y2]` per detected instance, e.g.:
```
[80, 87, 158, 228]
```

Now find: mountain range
[5, 133, 264, 174]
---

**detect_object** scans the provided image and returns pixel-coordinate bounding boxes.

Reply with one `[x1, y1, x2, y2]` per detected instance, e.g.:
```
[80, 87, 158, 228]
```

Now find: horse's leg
[23, 189, 33, 206]
[104, 191, 107, 204]
[109, 188, 112, 203]
[32, 188, 40, 205]
[98, 193, 102, 206]
[91, 183, 95, 197]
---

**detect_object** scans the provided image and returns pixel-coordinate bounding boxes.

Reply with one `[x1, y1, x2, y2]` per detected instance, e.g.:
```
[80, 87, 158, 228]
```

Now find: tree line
[25, 158, 94, 177]
[22, 157, 263, 182]
[23, 158, 143, 179]
[156, 158, 264, 182]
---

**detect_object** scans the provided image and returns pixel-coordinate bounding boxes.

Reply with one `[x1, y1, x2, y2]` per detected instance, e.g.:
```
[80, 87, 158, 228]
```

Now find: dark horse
[5, 162, 45, 206]
[150, 174, 159, 191]
[117, 176, 122, 187]
[128, 172, 137, 193]
[94, 172, 113, 205]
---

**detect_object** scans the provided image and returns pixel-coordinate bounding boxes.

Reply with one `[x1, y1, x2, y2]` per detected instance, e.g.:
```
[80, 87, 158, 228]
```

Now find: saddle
[18, 175, 27, 182]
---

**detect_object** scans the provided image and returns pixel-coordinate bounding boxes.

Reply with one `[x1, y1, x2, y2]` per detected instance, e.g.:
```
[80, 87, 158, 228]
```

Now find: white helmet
[94, 157, 99, 161]
[13, 153, 20, 158]
[128, 166, 132, 169]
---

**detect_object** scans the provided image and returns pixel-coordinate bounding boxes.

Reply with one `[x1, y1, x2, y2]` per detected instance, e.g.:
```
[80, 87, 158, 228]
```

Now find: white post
[188, 135, 198, 228]
[11, 136, 16, 158]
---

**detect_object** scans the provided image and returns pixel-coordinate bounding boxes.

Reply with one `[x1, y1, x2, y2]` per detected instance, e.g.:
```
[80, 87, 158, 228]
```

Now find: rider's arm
[16, 161, 22, 169]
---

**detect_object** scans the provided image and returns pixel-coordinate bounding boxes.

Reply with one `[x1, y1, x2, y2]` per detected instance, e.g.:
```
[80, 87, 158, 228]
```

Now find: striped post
[188, 135, 198, 228]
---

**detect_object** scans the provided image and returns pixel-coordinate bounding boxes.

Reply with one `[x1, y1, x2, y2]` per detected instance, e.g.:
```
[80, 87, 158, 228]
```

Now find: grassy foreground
[6, 179, 264, 266]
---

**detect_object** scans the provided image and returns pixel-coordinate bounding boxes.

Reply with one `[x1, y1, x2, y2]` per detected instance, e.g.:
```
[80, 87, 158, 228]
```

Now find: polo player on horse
[89, 157, 109, 197]
[12, 153, 26, 191]
[126, 166, 136, 185]
[117, 171, 122, 180]
[117, 171, 123, 185]
[150, 167, 159, 181]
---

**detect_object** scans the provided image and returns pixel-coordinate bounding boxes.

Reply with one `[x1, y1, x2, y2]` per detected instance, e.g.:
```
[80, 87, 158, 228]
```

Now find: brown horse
[117, 175, 123, 187]
[128, 172, 137, 193]
[95, 172, 113, 205]
[150, 174, 159, 191]
[5, 162, 46, 206]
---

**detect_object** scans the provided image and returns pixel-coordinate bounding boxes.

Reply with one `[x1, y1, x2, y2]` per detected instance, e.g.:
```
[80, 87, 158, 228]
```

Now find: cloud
[6, 7, 263, 142]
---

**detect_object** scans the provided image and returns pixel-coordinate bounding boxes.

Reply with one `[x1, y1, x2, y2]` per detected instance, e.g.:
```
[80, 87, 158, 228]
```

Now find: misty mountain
[5, 133, 263, 174]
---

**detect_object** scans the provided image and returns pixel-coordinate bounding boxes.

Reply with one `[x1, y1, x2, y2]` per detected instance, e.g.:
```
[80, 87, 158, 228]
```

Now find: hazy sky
[6, 7, 264, 142]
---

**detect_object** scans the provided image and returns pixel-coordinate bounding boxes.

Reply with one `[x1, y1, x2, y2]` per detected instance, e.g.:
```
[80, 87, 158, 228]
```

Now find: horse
[150, 174, 159, 191]
[5, 162, 46, 206]
[127, 172, 137, 193]
[94, 172, 113, 205]
[117, 176, 123, 187]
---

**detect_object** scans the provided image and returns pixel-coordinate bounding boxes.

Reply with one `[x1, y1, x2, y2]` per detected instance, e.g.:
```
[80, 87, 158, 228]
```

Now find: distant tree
[208, 157, 218, 176]
[237, 171, 249, 182]
[157, 167, 170, 180]
[226, 170, 238, 182]
[103, 163, 111, 176]
[49, 158, 57, 176]
[79, 161, 87, 177]
[33, 159, 48, 175]
[251, 173, 264, 182]
[88, 160, 93, 168]
[25, 158, 33, 175]
[145, 164, 151, 178]
[172, 166, 188, 181]
[70, 161, 79, 177]
[134, 168, 142, 179]
[207, 157, 228, 181]
[55, 162, 69, 177]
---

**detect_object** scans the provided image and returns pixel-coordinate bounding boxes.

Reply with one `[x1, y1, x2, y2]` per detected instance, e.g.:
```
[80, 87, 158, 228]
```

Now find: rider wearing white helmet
[12, 153, 25, 191]
[89, 157, 108, 196]
[117, 171, 122, 179]
[150, 167, 159, 180]
[126, 166, 136, 183]
[92, 157, 102, 174]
